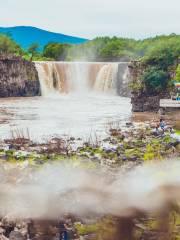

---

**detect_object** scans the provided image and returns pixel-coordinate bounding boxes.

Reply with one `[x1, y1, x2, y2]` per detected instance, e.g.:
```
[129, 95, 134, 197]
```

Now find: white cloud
[0, 0, 180, 39]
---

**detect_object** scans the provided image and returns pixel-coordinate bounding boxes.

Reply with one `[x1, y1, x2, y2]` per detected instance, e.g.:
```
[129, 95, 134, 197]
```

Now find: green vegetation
[66, 36, 136, 61]
[138, 36, 180, 94]
[1, 125, 179, 167]
[141, 66, 169, 94]
[28, 43, 39, 61]
[1, 32, 180, 63]
[141, 37, 180, 69]
[1, 32, 180, 94]
[0, 34, 22, 55]
[43, 42, 70, 60]
[175, 64, 180, 82]
[0, 34, 50, 61]
[66, 34, 180, 62]
[75, 217, 116, 240]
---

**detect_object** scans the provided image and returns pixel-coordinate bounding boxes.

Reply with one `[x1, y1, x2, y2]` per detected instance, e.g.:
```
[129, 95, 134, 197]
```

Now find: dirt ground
[131, 110, 180, 129]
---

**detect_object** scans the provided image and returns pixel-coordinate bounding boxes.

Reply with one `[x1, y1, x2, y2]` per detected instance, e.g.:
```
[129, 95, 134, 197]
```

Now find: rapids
[0, 95, 131, 141]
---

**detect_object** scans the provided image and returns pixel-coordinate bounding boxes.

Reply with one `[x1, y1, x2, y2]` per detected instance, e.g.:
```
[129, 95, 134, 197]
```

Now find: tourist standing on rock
[159, 119, 166, 132]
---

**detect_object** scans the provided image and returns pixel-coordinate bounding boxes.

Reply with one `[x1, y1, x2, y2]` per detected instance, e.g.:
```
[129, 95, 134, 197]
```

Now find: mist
[0, 160, 180, 220]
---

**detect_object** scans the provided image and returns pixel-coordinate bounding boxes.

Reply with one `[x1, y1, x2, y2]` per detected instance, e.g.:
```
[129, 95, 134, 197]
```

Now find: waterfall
[35, 62, 130, 96]
[94, 63, 119, 92]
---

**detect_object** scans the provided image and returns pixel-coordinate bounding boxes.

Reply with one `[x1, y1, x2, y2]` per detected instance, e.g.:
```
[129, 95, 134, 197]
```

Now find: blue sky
[1, 0, 180, 39]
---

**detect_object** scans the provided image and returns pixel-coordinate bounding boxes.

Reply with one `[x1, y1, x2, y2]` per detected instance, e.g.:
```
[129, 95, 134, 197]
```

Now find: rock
[9, 231, 25, 240]
[126, 122, 133, 127]
[131, 95, 160, 112]
[0, 228, 5, 234]
[0, 235, 9, 240]
[0, 54, 40, 97]
[69, 137, 75, 141]
[1, 219, 15, 237]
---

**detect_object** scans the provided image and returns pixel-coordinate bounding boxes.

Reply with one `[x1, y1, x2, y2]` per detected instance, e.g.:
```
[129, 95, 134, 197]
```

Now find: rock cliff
[0, 55, 40, 97]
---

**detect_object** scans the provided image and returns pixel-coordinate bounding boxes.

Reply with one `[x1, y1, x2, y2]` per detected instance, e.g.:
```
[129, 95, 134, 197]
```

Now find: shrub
[141, 66, 169, 94]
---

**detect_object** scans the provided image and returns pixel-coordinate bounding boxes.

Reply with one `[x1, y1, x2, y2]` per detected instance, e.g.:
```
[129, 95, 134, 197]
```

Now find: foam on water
[0, 95, 131, 141]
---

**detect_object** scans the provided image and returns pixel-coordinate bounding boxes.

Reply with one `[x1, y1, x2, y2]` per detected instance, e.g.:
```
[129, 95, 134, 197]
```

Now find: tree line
[1, 33, 180, 94]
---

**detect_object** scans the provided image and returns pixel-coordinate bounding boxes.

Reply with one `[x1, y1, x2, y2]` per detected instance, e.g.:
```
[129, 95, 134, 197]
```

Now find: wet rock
[1, 220, 15, 237]
[9, 231, 25, 240]
[131, 95, 160, 112]
[126, 122, 133, 127]
[28, 220, 59, 240]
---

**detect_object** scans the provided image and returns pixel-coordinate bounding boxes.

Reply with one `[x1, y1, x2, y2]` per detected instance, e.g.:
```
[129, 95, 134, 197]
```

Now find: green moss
[75, 222, 99, 235]
[175, 130, 180, 135]
[6, 149, 15, 157]
[75, 217, 116, 239]
[125, 148, 142, 159]
[144, 144, 158, 161]
[132, 139, 145, 147]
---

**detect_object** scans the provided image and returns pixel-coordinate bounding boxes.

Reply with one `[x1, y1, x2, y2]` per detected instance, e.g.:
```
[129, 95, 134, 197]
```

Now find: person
[159, 119, 166, 131]
[159, 118, 169, 135]
[177, 92, 180, 101]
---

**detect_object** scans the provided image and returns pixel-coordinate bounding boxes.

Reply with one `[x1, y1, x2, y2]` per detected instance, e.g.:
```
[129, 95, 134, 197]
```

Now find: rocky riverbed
[0, 123, 179, 239]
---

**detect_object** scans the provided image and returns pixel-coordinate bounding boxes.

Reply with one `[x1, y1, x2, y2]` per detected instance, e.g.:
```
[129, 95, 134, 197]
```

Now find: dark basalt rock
[0, 54, 40, 97]
[131, 94, 160, 112]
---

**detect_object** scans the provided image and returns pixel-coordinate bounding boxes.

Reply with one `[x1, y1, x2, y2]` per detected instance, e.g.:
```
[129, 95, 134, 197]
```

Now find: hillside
[0, 26, 88, 50]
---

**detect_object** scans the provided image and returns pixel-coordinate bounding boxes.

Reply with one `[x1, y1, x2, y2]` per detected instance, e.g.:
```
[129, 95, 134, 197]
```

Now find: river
[0, 94, 131, 141]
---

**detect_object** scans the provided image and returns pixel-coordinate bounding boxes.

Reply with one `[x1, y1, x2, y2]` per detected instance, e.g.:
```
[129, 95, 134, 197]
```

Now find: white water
[0, 95, 131, 141]
[94, 63, 118, 92]
[35, 61, 129, 96]
[0, 62, 131, 141]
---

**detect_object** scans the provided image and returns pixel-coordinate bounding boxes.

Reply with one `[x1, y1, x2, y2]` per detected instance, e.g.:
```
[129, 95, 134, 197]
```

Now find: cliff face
[0, 55, 40, 97]
[129, 61, 160, 112]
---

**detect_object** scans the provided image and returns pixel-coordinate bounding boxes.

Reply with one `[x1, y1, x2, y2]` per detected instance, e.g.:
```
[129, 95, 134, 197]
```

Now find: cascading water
[35, 62, 130, 96]
[94, 63, 118, 92]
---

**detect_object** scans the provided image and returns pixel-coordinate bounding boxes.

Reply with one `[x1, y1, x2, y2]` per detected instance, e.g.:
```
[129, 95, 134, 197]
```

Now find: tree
[43, 43, 70, 60]
[28, 43, 39, 61]
[142, 38, 180, 69]
[175, 64, 180, 82]
[141, 66, 169, 94]
[0, 34, 22, 54]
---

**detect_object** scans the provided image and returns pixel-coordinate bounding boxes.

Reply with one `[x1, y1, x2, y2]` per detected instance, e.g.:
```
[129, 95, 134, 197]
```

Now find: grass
[175, 130, 180, 135]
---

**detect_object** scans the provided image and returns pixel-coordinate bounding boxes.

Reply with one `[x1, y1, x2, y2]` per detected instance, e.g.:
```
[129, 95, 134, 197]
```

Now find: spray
[0, 160, 180, 220]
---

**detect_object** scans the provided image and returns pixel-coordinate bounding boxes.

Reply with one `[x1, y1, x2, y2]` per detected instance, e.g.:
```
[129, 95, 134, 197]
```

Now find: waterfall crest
[35, 62, 130, 96]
